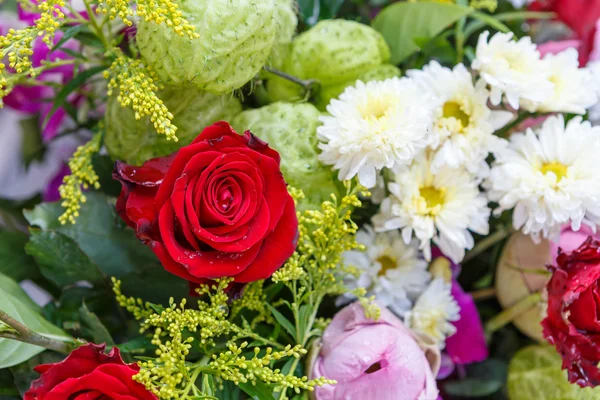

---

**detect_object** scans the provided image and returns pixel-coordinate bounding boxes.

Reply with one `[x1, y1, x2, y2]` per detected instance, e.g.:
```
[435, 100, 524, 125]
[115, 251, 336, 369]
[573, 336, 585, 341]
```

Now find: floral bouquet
[1, 0, 600, 398]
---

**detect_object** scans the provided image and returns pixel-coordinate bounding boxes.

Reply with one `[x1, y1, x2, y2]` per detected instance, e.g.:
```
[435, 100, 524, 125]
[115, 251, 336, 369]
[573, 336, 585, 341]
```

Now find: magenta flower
[311, 302, 440, 400]
[550, 224, 600, 263]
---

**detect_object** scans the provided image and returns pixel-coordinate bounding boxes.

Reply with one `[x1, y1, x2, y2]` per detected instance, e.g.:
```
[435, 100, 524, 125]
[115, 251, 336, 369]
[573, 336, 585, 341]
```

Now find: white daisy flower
[372, 155, 490, 263]
[487, 115, 600, 241]
[317, 78, 434, 188]
[586, 60, 600, 125]
[522, 48, 598, 114]
[472, 31, 554, 109]
[339, 225, 430, 317]
[407, 61, 511, 176]
[405, 278, 460, 348]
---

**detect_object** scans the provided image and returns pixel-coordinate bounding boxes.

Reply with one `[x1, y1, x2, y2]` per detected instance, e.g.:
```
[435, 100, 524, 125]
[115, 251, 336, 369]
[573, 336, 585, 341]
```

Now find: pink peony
[311, 302, 440, 400]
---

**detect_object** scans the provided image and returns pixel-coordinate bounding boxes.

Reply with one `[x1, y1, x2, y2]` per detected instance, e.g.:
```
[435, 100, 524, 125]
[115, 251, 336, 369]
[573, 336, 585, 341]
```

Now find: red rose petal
[150, 240, 206, 283]
[190, 121, 245, 145]
[568, 286, 600, 332]
[241, 130, 281, 164]
[115, 154, 176, 186]
[171, 175, 201, 251]
[233, 197, 298, 282]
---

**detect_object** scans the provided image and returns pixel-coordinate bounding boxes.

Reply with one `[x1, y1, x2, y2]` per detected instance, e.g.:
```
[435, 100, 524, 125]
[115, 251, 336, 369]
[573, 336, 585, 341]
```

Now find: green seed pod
[230, 102, 338, 209]
[105, 87, 242, 165]
[136, 0, 278, 94]
[269, 0, 298, 70]
[315, 64, 401, 110]
[267, 19, 391, 103]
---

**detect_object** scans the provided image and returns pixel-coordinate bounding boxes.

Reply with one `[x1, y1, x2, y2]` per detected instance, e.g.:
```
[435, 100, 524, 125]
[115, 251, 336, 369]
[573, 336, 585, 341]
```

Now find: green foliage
[0, 273, 69, 368]
[297, 0, 345, 26]
[372, 1, 472, 64]
[23, 192, 188, 304]
[0, 231, 39, 282]
[508, 346, 600, 400]
[105, 86, 242, 165]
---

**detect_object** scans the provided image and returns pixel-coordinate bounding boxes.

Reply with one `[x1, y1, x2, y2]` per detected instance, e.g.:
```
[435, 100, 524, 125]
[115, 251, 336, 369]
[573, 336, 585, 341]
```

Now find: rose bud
[542, 237, 600, 387]
[310, 302, 440, 400]
[113, 121, 298, 284]
[24, 343, 156, 399]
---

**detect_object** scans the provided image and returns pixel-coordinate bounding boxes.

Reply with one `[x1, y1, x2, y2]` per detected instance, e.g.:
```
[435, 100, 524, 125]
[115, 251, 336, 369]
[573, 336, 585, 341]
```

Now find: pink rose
[550, 224, 600, 263]
[311, 302, 440, 400]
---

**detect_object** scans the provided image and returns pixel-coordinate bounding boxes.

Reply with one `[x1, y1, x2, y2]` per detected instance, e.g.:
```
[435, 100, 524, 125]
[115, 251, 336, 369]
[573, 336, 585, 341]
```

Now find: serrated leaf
[25, 229, 105, 287]
[508, 345, 600, 400]
[372, 1, 472, 64]
[0, 273, 71, 368]
[266, 305, 296, 341]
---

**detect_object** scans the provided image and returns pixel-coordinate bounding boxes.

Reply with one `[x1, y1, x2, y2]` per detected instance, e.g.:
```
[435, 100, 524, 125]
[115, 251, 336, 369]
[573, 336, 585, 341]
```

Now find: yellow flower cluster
[210, 342, 334, 392]
[97, 0, 198, 39]
[105, 50, 178, 141]
[229, 281, 274, 329]
[58, 133, 102, 224]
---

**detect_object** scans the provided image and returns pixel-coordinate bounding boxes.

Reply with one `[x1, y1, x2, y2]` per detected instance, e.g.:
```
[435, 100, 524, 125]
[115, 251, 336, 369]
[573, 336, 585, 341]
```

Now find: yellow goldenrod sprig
[105, 50, 178, 141]
[58, 133, 102, 224]
[97, 0, 199, 39]
[229, 281, 274, 329]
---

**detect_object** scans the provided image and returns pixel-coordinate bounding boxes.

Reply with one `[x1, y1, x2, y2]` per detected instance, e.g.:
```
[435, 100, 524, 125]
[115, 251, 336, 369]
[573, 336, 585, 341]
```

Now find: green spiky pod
[136, 0, 278, 94]
[231, 102, 339, 209]
[105, 87, 242, 165]
[266, 19, 391, 103]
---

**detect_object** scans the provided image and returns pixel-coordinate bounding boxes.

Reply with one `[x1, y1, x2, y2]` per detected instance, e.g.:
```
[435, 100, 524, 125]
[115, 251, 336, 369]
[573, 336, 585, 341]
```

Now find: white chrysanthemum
[407, 61, 511, 176]
[522, 48, 598, 114]
[586, 61, 600, 125]
[472, 31, 554, 109]
[339, 226, 430, 316]
[317, 78, 434, 188]
[405, 278, 460, 348]
[372, 156, 490, 263]
[487, 115, 600, 241]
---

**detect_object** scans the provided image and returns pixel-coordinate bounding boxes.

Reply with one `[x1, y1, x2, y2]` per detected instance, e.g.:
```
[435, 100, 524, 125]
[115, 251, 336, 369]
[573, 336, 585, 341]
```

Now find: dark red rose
[24, 343, 157, 399]
[113, 121, 298, 284]
[530, 0, 600, 64]
[542, 237, 600, 387]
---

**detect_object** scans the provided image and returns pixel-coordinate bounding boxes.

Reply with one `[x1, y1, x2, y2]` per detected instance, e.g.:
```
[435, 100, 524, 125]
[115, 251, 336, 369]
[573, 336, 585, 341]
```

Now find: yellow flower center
[415, 186, 446, 216]
[442, 101, 470, 132]
[360, 95, 394, 123]
[376, 255, 397, 277]
[540, 161, 568, 182]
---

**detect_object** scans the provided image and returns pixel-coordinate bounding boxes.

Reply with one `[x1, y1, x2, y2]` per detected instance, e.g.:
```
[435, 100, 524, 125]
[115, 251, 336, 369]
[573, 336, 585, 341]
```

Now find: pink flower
[311, 302, 440, 400]
[550, 224, 600, 263]
[537, 40, 581, 57]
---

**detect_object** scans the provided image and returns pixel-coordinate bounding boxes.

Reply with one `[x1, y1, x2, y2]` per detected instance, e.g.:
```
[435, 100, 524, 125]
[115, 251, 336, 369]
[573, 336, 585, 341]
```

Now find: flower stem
[470, 287, 497, 301]
[484, 291, 542, 335]
[464, 226, 512, 263]
[263, 66, 321, 100]
[0, 309, 74, 354]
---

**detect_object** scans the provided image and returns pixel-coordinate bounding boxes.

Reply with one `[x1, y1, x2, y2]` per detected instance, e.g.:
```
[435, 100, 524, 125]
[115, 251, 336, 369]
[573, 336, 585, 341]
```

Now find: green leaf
[20, 117, 45, 167]
[445, 359, 506, 397]
[372, 1, 472, 64]
[24, 192, 188, 304]
[51, 25, 83, 52]
[470, 11, 510, 33]
[116, 335, 153, 354]
[43, 65, 107, 131]
[508, 345, 600, 400]
[238, 380, 276, 400]
[26, 230, 105, 287]
[0, 273, 70, 368]
[78, 302, 114, 345]
[201, 374, 216, 397]
[0, 231, 39, 282]
[266, 305, 296, 341]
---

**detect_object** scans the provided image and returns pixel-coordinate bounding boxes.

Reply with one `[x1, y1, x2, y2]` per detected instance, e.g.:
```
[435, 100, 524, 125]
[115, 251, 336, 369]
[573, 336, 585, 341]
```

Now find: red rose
[24, 343, 157, 399]
[113, 121, 298, 284]
[529, 0, 600, 64]
[542, 237, 600, 387]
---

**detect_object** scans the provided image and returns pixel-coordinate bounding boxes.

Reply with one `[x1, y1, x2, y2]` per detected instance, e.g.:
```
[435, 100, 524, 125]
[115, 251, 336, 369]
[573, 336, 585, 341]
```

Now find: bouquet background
[0, 0, 600, 399]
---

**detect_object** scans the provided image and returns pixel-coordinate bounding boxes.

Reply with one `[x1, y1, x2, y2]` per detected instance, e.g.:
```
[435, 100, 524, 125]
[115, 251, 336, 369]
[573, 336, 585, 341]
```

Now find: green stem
[81, 0, 110, 49]
[464, 226, 512, 263]
[263, 66, 320, 100]
[0, 309, 74, 354]
[485, 292, 542, 335]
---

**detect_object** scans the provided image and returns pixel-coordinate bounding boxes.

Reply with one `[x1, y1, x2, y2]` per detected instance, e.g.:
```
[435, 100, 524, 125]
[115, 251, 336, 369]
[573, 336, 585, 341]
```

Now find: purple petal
[43, 163, 70, 202]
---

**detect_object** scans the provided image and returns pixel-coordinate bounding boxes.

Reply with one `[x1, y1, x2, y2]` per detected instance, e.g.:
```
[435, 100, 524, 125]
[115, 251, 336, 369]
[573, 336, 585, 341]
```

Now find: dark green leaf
[73, 30, 105, 49]
[238, 380, 276, 400]
[470, 11, 511, 33]
[372, 2, 472, 64]
[23, 193, 188, 304]
[20, 117, 45, 167]
[117, 336, 153, 354]
[78, 302, 114, 345]
[92, 154, 122, 197]
[43, 65, 107, 131]
[297, 0, 320, 26]
[26, 229, 105, 287]
[56, 47, 87, 60]
[0, 231, 39, 282]
[266, 305, 296, 341]
[321, 0, 344, 19]
[51, 25, 83, 52]
[445, 359, 507, 397]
